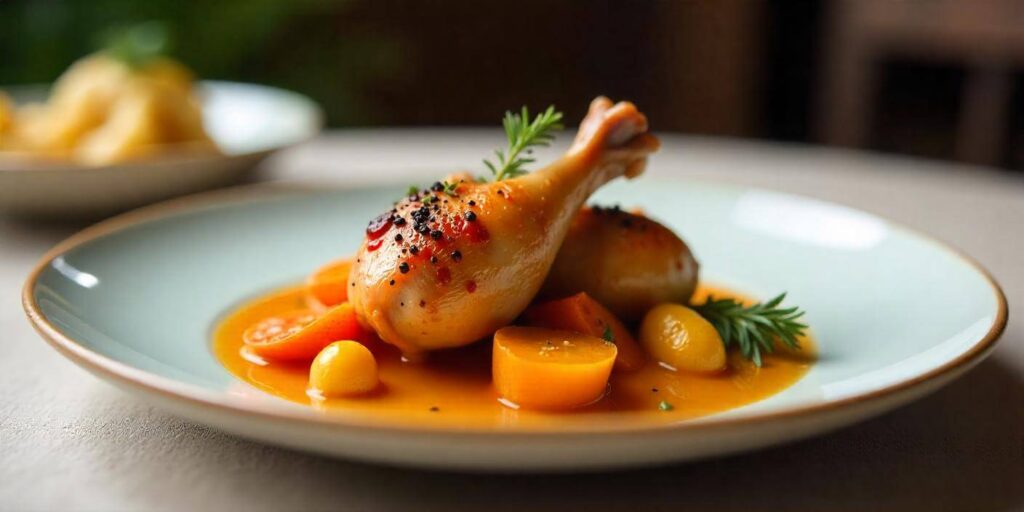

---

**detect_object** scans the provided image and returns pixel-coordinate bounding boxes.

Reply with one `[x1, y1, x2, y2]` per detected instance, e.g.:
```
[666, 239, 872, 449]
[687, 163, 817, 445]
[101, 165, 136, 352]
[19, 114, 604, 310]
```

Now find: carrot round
[522, 292, 646, 371]
[305, 258, 354, 311]
[493, 326, 617, 410]
[243, 303, 369, 361]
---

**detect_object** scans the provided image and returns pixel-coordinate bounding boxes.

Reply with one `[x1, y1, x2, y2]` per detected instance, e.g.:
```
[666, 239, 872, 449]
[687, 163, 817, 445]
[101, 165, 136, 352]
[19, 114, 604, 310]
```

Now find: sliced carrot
[523, 292, 646, 371]
[493, 327, 617, 410]
[243, 303, 369, 361]
[305, 258, 353, 311]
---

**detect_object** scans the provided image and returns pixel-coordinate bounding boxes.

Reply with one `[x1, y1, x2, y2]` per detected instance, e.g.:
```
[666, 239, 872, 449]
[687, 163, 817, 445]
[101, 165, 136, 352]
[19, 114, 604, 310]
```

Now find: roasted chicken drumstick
[348, 97, 660, 355]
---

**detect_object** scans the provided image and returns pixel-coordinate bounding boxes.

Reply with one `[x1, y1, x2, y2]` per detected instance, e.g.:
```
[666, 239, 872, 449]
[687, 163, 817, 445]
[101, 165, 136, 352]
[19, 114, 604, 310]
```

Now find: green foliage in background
[0, 0, 406, 125]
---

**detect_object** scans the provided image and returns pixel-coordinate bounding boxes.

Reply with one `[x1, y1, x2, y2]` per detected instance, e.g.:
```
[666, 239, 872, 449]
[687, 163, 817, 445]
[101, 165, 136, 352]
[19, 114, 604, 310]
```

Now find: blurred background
[4, 0, 1023, 172]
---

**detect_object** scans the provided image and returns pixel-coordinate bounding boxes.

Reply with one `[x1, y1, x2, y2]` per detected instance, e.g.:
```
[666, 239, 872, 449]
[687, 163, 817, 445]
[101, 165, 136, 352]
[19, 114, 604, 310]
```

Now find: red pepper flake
[366, 237, 385, 252]
[462, 219, 489, 243]
[465, 280, 477, 293]
[419, 246, 434, 262]
[436, 266, 451, 284]
[366, 213, 393, 239]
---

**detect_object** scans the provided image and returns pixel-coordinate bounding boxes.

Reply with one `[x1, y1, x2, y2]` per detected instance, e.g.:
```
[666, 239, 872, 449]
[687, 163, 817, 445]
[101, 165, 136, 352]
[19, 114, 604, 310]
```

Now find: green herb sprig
[693, 293, 807, 367]
[100, 21, 171, 69]
[439, 180, 459, 196]
[408, 180, 460, 204]
[602, 325, 615, 344]
[483, 106, 563, 181]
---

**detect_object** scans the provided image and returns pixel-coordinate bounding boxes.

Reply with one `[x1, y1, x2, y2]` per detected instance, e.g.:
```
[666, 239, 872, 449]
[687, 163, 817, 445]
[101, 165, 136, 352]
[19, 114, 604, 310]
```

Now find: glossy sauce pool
[213, 284, 814, 429]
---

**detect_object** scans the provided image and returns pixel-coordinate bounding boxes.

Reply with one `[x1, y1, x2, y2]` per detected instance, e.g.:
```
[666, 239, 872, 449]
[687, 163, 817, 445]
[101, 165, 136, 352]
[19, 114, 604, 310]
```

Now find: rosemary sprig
[693, 293, 807, 367]
[483, 105, 563, 181]
[438, 180, 459, 196]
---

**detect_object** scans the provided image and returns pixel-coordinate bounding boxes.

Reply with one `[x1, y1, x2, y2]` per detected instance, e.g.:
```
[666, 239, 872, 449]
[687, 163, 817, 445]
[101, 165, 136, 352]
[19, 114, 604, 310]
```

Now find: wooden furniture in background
[818, 0, 1024, 166]
[653, 1, 765, 136]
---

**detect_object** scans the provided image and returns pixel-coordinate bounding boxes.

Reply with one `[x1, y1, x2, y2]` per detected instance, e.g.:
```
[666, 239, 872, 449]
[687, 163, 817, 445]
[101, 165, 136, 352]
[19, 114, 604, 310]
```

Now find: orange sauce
[213, 284, 814, 429]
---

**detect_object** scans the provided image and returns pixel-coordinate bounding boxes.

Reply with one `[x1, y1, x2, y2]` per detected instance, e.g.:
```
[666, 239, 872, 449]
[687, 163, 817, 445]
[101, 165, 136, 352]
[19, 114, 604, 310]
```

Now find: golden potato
[74, 86, 164, 164]
[136, 57, 196, 96]
[541, 206, 699, 322]
[74, 77, 215, 164]
[640, 303, 725, 373]
[34, 55, 132, 153]
[0, 52, 216, 164]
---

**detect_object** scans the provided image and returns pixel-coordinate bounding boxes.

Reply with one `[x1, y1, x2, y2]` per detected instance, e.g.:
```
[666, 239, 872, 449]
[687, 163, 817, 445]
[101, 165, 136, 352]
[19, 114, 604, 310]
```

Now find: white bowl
[0, 81, 322, 219]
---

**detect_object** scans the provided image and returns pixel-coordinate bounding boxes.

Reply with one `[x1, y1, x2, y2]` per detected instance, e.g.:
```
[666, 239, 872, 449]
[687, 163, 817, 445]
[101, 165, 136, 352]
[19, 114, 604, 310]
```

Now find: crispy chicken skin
[541, 206, 699, 322]
[348, 97, 660, 355]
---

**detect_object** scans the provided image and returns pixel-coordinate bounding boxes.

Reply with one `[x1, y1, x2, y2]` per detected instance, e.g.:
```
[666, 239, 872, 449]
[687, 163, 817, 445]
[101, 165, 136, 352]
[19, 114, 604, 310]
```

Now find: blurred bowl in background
[0, 81, 322, 220]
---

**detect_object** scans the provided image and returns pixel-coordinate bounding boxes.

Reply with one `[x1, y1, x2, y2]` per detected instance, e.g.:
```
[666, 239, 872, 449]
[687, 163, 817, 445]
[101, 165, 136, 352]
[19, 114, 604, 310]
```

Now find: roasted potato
[541, 206, 699, 322]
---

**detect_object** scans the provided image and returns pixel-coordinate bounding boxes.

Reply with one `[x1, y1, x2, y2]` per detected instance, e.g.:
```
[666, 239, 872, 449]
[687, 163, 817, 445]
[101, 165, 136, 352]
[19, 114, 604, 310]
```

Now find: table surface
[2, 131, 1022, 512]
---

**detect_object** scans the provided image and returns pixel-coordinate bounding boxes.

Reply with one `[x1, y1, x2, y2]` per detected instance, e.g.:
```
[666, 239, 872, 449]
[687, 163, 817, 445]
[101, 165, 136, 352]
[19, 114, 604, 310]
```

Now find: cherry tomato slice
[243, 303, 368, 361]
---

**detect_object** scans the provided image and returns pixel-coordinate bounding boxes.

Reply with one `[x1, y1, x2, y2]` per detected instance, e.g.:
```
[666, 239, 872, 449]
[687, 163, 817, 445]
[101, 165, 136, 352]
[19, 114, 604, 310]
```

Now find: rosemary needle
[693, 293, 807, 367]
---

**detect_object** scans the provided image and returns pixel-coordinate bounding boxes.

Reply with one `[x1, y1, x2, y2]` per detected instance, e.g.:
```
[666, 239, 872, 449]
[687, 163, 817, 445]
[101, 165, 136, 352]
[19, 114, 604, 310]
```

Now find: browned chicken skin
[541, 206, 699, 323]
[348, 97, 660, 355]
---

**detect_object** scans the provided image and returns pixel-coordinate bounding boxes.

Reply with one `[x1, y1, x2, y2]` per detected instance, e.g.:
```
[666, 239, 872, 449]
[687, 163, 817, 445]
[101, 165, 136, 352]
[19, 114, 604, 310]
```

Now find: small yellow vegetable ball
[308, 341, 379, 398]
[640, 304, 726, 373]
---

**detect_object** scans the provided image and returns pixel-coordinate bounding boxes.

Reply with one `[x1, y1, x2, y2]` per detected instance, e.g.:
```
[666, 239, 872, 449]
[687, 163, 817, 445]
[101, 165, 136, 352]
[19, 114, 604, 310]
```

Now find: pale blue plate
[23, 180, 1007, 470]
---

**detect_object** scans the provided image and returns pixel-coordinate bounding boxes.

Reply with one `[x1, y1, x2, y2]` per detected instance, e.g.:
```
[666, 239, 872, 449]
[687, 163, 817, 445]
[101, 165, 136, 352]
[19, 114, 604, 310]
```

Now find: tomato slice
[243, 303, 369, 361]
[305, 258, 353, 311]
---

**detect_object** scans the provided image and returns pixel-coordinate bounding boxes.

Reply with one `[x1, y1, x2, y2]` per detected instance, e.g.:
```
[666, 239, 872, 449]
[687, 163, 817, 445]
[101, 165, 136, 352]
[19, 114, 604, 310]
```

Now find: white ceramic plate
[22, 181, 1007, 471]
[0, 81, 322, 218]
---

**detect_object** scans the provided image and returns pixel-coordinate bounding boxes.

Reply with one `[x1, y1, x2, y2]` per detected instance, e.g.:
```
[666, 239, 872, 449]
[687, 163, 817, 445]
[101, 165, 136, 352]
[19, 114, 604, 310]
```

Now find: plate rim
[21, 180, 1009, 437]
